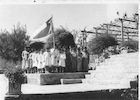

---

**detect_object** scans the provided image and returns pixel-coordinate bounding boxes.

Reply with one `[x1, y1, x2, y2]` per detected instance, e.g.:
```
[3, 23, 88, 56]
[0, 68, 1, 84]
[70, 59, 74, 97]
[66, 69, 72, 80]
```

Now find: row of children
[22, 48, 65, 73]
[22, 47, 89, 73]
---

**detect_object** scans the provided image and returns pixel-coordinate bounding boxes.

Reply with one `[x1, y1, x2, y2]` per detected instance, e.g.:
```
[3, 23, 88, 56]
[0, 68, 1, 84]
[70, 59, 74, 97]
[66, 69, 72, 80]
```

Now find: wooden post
[53, 32, 55, 49]
[106, 24, 109, 34]
[94, 27, 98, 37]
[81, 31, 85, 48]
[120, 19, 124, 42]
[127, 32, 129, 42]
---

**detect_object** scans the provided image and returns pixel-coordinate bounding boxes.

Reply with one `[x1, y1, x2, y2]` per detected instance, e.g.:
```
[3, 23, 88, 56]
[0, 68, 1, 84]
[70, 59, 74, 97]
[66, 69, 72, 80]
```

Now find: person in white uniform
[43, 48, 51, 73]
[31, 51, 36, 73]
[22, 48, 29, 72]
[50, 48, 60, 73]
[36, 51, 40, 73]
[28, 50, 33, 73]
[37, 50, 44, 73]
[58, 50, 66, 72]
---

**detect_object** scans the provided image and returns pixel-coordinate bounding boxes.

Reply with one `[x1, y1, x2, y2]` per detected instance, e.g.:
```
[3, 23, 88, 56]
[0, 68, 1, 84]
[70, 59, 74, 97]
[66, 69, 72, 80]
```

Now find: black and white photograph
[0, 0, 139, 100]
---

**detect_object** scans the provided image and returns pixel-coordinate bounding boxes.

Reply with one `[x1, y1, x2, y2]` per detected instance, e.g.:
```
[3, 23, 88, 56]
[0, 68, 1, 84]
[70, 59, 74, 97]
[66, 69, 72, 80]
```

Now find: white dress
[58, 53, 66, 67]
[36, 53, 40, 69]
[50, 49, 60, 66]
[22, 50, 29, 69]
[43, 51, 51, 67]
[32, 52, 36, 67]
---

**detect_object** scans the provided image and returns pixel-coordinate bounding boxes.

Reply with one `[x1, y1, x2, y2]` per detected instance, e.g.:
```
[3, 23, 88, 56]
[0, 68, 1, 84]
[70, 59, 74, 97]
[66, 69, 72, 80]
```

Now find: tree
[120, 40, 138, 51]
[0, 24, 29, 61]
[88, 34, 118, 54]
[45, 28, 76, 50]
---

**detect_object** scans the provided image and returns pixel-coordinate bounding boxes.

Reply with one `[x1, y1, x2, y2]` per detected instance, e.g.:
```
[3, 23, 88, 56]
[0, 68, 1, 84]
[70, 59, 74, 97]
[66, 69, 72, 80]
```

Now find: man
[22, 48, 29, 72]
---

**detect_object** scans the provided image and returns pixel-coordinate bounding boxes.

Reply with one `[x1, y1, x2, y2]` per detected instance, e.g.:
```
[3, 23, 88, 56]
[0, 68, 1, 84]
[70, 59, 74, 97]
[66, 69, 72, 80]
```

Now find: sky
[0, 4, 138, 38]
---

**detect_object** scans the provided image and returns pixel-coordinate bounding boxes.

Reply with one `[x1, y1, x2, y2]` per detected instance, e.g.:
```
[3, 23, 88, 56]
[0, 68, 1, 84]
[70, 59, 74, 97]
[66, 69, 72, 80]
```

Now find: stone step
[82, 78, 131, 87]
[61, 79, 82, 84]
[89, 71, 138, 75]
[27, 72, 88, 85]
[86, 75, 136, 81]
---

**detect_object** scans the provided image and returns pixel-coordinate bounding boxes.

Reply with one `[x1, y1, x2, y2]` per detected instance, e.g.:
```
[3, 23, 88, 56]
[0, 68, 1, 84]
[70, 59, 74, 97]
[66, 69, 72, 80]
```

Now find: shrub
[89, 34, 118, 55]
[44, 28, 76, 50]
[4, 66, 25, 84]
[0, 56, 21, 70]
[120, 40, 138, 51]
[0, 24, 30, 61]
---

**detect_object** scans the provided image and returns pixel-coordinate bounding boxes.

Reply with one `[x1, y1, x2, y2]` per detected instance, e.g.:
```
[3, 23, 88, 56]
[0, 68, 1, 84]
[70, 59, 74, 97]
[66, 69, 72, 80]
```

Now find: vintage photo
[0, 1, 138, 100]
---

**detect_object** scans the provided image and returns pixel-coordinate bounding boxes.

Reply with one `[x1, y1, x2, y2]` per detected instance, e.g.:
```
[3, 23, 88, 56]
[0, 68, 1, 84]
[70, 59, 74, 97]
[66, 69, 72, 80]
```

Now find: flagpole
[52, 16, 55, 49]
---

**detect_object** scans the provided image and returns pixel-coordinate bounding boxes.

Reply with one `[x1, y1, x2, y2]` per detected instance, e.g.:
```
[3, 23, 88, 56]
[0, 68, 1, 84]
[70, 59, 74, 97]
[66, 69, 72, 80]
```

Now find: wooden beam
[103, 23, 137, 30]
[94, 28, 138, 34]
[81, 30, 138, 35]
[119, 18, 137, 23]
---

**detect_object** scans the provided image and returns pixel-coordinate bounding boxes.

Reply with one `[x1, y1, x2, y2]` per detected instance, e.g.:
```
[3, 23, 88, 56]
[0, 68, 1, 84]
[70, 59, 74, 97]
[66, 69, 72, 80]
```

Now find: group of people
[22, 47, 89, 73]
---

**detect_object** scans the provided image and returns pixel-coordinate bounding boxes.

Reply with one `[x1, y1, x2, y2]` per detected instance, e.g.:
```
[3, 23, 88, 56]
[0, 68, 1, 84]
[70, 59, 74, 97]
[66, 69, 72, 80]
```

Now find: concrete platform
[27, 72, 89, 85]
[61, 79, 82, 84]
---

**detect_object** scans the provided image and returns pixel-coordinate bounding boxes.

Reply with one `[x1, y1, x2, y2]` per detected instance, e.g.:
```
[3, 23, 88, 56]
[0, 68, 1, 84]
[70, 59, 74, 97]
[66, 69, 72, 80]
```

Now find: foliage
[44, 28, 76, 50]
[0, 23, 30, 61]
[29, 41, 45, 51]
[88, 34, 118, 54]
[4, 66, 25, 84]
[0, 57, 21, 70]
[120, 40, 138, 51]
[121, 89, 138, 100]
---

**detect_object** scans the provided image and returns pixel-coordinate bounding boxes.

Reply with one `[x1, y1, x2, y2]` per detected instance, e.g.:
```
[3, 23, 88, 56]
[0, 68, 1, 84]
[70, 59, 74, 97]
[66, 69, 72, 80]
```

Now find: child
[58, 50, 66, 72]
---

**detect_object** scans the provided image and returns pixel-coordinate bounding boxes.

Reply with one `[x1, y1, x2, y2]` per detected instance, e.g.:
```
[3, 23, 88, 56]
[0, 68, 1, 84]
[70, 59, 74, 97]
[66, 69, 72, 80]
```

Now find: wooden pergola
[81, 13, 139, 47]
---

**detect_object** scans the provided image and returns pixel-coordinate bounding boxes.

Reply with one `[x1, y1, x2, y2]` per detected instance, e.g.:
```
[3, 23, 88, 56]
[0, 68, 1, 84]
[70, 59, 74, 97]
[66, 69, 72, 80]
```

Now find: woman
[65, 48, 72, 72]
[82, 47, 89, 72]
[71, 48, 77, 72]
[77, 48, 82, 72]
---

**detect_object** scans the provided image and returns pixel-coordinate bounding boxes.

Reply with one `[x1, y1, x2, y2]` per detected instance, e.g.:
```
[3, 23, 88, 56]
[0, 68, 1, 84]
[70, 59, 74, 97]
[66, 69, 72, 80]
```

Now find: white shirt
[43, 51, 51, 66]
[58, 53, 66, 67]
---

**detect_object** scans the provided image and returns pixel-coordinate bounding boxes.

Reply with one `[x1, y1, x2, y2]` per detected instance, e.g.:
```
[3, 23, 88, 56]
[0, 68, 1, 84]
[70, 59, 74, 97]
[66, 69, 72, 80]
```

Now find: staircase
[82, 52, 138, 89]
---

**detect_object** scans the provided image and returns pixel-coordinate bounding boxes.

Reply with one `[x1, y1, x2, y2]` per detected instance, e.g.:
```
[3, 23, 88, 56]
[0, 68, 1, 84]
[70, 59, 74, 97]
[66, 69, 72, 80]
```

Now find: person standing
[65, 48, 72, 72]
[22, 48, 29, 72]
[50, 48, 59, 73]
[71, 48, 77, 72]
[28, 49, 33, 73]
[77, 48, 82, 72]
[82, 47, 89, 72]
[39, 50, 44, 73]
[43, 49, 51, 73]
[36, 51, 40, 73]
[58, 50, 66, 72]
[32, 50, 36, 73]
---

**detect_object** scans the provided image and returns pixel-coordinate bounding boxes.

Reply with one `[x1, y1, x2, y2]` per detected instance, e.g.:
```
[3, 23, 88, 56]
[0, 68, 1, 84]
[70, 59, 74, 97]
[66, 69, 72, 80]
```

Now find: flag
[46, 16, 54, 34]
[33, 17, 54, 39]
[46, 16, 55, 48]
